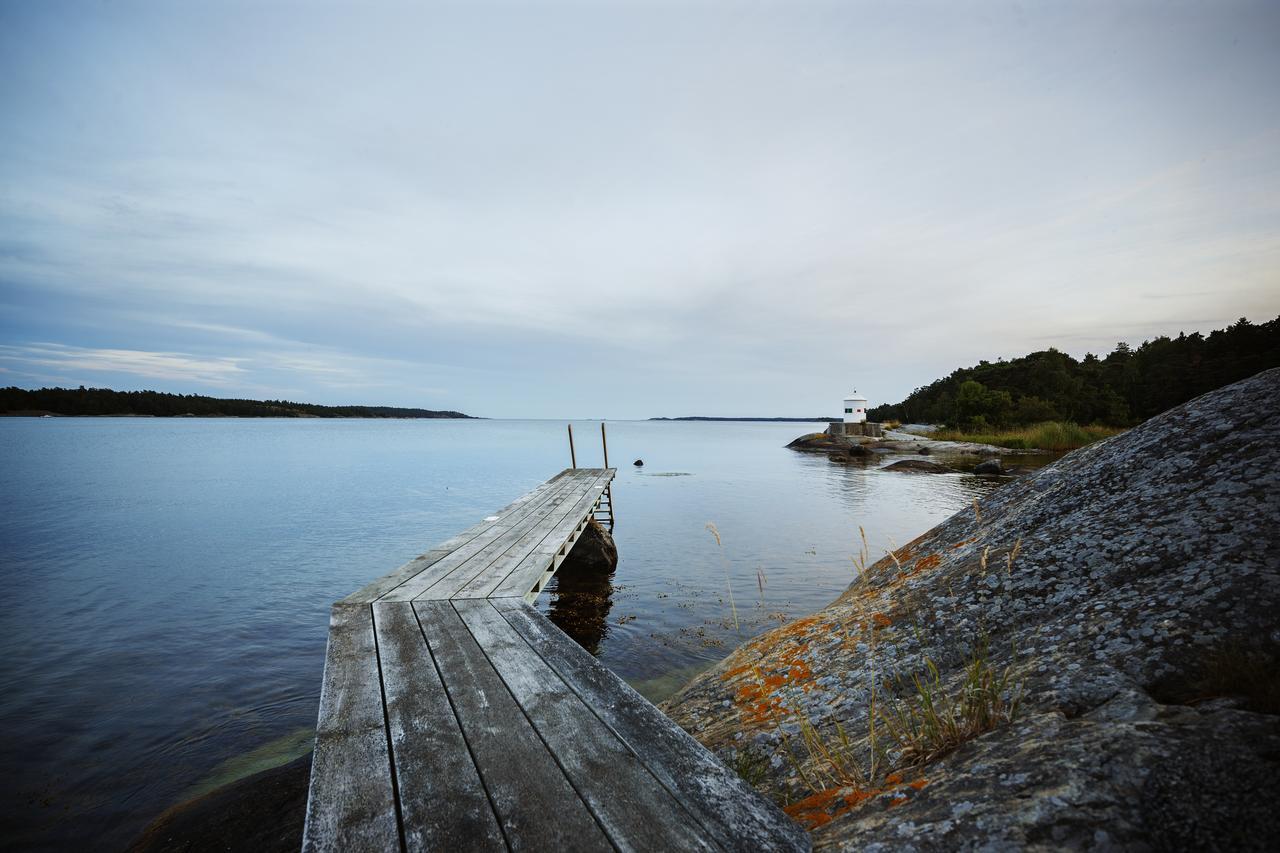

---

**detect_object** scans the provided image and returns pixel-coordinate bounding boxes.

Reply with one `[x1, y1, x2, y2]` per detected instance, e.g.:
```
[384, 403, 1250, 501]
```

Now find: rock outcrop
[665, 368, 1280, 850]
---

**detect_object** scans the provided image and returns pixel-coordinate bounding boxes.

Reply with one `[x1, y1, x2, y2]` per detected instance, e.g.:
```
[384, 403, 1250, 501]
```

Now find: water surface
[0, 418, 1014, 850]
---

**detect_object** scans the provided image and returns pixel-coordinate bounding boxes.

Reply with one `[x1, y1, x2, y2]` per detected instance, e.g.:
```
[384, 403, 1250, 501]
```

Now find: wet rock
[917, 445, 931, 455]
[884, 459, 953, 473]
[664, 368, 1280, 850]
[973, 458, 1004, 475]
[633, 459, 644, 466]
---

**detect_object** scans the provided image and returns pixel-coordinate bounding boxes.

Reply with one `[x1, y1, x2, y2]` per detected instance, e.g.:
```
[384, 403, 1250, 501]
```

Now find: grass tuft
[880, 635, 1023, 767]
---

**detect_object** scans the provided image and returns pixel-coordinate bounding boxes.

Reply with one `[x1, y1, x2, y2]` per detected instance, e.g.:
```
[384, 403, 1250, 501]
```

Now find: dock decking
[303, 468, 809, 852]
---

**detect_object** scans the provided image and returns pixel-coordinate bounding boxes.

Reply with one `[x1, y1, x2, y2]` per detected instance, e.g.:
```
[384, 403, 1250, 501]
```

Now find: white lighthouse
[843, 390, 868, 424]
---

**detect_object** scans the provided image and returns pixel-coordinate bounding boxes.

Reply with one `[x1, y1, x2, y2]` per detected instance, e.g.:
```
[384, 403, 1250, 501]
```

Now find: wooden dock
[303, 467, 810, 852]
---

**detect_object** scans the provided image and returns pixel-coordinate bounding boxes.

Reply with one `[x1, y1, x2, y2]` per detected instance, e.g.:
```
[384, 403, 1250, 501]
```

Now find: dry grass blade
[706, 522, 740, 631]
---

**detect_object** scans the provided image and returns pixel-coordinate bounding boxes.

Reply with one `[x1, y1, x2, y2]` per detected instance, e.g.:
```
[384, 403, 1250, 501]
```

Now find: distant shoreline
[0, 386, 475, 419]
[649, 416, 835, 422]
[2, 411, 479, 419]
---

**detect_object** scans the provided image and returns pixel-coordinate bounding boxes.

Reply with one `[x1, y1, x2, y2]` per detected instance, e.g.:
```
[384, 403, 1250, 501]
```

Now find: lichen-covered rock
[664, 368, 1280, 850]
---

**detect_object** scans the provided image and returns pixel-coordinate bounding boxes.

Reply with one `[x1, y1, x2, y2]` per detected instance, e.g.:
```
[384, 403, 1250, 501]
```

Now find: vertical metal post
[601, 422, 609, 469]
[567, 423, 576, 468]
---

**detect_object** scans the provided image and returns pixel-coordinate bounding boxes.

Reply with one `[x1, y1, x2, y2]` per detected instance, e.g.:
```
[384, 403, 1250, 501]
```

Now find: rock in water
[634, 459, 644, 466]
[883, 459, 953, 473]
[786, 432, 848, 451]
[973, 457, 1004, 475]
[663, 368, 1280, 850]
[560, 518, 618, 574]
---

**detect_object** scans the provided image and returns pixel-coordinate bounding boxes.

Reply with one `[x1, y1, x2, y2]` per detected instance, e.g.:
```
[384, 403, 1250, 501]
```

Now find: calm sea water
[0, 418, 1011, 850]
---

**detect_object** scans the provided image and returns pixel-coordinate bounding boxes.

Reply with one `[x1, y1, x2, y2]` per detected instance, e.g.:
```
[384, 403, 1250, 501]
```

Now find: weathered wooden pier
[303, 460, 809, 851]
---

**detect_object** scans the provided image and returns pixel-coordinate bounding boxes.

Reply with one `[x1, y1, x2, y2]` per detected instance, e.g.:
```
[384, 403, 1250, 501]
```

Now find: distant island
[0, 386, 474, 419]
[649, 416, 835, 422]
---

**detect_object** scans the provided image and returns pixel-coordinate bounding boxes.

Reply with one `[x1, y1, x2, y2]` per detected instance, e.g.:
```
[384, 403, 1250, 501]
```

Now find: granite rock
[664, 368, 1280, 850]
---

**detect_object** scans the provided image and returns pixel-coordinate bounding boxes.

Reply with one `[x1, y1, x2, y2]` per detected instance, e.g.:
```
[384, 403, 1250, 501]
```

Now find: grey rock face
[663, 368, 1280, 850]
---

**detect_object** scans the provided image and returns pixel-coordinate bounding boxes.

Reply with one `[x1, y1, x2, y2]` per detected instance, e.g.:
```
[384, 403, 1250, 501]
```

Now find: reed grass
[930, 421, 1123, 451]
[880, 635, 1023, 767]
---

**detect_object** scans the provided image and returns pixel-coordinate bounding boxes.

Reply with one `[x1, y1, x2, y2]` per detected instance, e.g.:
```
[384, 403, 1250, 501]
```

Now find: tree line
[0, 386, 473, 419]
[868, 315, 1280, 430]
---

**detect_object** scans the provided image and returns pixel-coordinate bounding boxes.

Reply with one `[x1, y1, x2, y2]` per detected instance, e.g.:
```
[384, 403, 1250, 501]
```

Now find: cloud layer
[2, 2, 1278, 417]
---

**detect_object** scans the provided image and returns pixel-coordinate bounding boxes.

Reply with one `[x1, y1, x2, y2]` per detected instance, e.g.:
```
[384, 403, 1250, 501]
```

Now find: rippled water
[0, 418, 1023, 850]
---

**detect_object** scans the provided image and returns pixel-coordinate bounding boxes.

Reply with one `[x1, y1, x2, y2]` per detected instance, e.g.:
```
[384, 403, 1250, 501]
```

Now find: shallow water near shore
[0, 417, 1051, 850]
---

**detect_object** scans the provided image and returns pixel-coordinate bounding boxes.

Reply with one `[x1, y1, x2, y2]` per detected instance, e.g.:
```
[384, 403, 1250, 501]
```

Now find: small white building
[843, 390, 868, 424]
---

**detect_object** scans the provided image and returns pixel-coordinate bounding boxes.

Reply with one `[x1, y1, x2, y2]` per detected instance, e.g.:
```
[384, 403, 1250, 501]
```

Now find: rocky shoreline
[665, 368, 1280, 849]
[787, 425, 1039, 476]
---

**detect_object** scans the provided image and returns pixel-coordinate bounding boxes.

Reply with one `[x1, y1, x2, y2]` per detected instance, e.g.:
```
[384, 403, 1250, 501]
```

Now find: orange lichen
[783, 783, 910, 829]
[871, 612, 893, 629]
[913, 553, 942, 574]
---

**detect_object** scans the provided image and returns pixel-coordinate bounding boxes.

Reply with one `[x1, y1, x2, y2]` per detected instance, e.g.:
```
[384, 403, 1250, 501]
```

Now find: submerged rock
[128, 753, 311, 853]
[664, 368, 1280, 850]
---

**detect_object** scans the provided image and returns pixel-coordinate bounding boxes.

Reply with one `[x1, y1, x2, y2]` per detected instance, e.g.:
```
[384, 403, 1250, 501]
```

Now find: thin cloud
[0, 344, 247, 385]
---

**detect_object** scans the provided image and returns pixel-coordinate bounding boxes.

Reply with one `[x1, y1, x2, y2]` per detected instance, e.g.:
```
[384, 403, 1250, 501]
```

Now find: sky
[1, 1, 1278, 418]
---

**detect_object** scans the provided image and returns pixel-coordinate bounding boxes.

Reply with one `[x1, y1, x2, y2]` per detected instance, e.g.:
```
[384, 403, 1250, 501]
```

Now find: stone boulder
[663, 368, 1280, 850]
[560, 518, 618, 574]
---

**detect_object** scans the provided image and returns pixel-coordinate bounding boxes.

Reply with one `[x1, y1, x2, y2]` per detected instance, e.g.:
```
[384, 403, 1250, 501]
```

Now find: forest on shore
[869, 315, 1280, 430]
[0, 386, 473, 419]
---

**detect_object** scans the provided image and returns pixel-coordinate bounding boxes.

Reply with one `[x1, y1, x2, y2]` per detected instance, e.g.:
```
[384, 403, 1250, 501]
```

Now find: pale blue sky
[2, 0, 1278, 417]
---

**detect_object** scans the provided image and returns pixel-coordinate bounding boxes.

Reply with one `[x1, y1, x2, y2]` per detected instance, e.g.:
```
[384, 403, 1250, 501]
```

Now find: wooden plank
[454, 599, 718, 852]
[415, 471, 604, 601]
[372, 601, 504, 852]
[302, 604, 400, 853]
[451, 470, 616, 600]
[488, 471, 615, 599]
[343, 470, 578, 603]
[380, 471, 592, 602]
[413, 600, 611, 852]
[492, 598, 812, 853]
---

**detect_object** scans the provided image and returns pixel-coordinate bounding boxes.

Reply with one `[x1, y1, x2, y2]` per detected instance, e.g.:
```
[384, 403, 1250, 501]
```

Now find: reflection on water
[544, 556, 617, 655]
